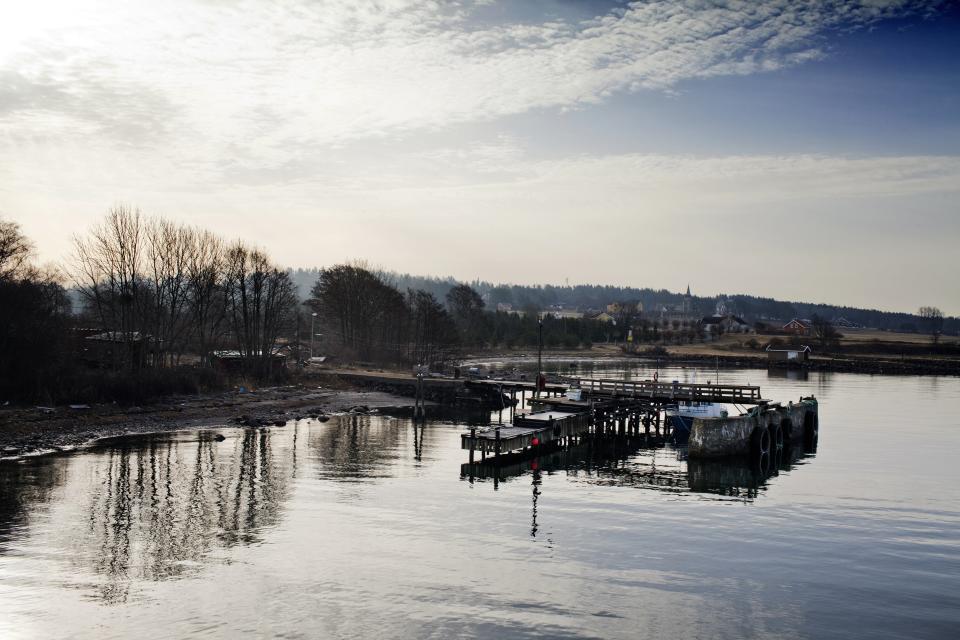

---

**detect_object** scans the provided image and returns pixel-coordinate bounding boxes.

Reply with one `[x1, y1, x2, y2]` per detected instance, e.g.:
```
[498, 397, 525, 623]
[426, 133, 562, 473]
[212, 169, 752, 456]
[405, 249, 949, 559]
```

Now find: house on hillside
[700, 314, 753, 334]
[589, 311, 615, 323]
[766, 344, 811, 364]
[546, 309, 585, 320]
[783, 318, 813, 336]
[832, 317, 862, 330]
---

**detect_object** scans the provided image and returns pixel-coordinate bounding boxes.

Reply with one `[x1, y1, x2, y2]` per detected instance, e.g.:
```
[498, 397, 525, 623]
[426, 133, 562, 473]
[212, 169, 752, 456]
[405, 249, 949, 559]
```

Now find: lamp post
[537, 315, 543, 398]
[310, 312, 317, 360]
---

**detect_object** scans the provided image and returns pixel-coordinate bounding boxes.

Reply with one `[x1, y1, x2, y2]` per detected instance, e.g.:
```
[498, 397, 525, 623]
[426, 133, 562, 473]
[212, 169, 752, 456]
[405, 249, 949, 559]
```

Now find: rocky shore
[0, 382, 424, 460]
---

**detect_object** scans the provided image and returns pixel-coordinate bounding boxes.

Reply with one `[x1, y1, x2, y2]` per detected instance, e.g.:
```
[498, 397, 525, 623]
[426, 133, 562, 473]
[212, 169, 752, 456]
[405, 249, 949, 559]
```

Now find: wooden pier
[329, 368, 818, 462]
[573, 378, 765, 404]
[461, 411, 591, 461]
[464, 378, 567, 395]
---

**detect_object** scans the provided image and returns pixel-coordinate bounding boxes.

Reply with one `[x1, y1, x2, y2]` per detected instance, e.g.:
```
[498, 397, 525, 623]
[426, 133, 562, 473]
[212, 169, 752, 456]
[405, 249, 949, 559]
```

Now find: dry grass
[659, 330, 959, 362]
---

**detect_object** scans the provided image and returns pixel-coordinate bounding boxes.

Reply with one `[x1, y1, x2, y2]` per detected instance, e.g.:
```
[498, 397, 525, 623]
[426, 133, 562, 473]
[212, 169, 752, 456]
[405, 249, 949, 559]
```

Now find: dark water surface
[2, 363, 959, 639]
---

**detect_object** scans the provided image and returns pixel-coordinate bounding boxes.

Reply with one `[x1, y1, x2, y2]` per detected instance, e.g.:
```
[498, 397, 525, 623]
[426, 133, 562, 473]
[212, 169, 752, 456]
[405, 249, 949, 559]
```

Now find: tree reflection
[72, 428, 292, 603]
[0, 457, 68, 548]
[308, 415, 406, 480]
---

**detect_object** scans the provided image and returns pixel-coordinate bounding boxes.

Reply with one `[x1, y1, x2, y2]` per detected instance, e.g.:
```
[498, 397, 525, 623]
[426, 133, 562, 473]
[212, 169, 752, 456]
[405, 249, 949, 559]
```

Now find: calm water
[2, 363, 959, 639]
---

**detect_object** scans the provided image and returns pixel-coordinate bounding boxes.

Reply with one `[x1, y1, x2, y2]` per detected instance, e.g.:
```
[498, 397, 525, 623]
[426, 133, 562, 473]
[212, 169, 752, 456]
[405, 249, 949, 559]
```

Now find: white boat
[666, 401, 727, 438]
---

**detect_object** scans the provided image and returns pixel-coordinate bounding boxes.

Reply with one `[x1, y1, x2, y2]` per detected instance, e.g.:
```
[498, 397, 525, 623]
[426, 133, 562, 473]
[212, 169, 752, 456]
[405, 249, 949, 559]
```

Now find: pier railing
[575, 378, 763, 404]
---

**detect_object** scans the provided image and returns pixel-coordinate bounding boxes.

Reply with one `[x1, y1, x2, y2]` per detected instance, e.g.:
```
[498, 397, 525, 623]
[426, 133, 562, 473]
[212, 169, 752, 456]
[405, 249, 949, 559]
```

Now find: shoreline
[626, 351, 960, 376]
[463, 344, 958, 377]
[0, 380, 423, 461]
[3, 348, 956, 461]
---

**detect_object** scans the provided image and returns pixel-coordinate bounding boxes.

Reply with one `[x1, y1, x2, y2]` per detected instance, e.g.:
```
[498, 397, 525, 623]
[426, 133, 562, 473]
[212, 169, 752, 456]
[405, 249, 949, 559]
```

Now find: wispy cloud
[0, 0, 945, 170]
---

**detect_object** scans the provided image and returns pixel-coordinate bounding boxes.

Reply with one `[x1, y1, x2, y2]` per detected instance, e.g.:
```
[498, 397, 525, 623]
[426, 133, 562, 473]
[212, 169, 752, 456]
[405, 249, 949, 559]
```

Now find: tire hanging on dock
[751, 426, 770, 462]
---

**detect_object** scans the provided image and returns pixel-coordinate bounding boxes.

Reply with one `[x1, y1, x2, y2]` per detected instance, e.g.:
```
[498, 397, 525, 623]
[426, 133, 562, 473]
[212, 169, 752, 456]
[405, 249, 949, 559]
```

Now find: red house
[782, 319, 812, 336]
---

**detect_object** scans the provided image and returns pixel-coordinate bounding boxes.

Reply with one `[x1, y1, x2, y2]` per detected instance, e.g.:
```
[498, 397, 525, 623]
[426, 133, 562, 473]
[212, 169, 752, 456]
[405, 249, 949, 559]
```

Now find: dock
[327, 368, 819, 462]
[460, 411, 591, 461]
[571, 378, 765, 404]
[464, 377, 818, 463]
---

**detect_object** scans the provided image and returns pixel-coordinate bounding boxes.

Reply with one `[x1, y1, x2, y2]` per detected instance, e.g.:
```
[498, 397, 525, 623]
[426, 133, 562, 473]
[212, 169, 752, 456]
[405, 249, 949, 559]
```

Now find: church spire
[686, 283, 691, 297]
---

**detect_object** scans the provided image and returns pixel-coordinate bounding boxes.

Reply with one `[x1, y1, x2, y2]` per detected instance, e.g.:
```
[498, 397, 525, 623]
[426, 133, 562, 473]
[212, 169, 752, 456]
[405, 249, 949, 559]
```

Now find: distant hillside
[288, 268, 958, 335]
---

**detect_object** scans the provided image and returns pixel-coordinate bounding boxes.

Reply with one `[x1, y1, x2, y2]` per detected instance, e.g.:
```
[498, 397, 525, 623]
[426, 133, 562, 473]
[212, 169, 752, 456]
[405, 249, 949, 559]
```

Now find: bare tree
[72, 206, 148, 370]
[0, 218, 73, 401]
[0, 218, 33, 280]
[918, 306, 944, 345]
[224, 242, 297, 377]
[186, 229, 227, 366]
[446, 283, 487, 347]
[311, 262, 403, 361]
[811, 313, 841, 349]
[146, 219, 193, 365]
[407, 289, 458, 366]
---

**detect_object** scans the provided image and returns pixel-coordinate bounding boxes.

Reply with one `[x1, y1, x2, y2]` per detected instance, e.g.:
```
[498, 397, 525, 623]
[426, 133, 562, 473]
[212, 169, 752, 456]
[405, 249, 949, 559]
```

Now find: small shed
[766, 344, 811, 364]
[82, 331, 158, 367]
[211, 349, 288, 374]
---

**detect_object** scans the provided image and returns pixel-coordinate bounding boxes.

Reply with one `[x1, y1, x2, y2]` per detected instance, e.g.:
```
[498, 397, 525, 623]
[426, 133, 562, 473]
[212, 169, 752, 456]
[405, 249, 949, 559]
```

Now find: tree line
[1, 207, 297, 403]
[2, 209, 614, 403]
[289, 268, 958, 335]
[307, 264, 613, 366]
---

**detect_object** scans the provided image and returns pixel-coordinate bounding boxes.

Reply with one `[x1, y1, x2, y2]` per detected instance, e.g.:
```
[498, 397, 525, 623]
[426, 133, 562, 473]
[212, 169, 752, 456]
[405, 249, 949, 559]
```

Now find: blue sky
[1, 0, 958, 313]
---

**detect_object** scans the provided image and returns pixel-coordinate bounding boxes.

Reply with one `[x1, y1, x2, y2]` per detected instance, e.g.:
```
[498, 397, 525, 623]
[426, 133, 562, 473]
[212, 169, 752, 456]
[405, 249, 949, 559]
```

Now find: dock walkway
[573, 378, 764, 404]
[461, 411, 590, 458]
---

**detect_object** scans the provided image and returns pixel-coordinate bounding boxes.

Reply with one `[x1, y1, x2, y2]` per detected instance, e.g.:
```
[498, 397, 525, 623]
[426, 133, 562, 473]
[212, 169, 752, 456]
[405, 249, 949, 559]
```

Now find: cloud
[0, 0, 946, 171]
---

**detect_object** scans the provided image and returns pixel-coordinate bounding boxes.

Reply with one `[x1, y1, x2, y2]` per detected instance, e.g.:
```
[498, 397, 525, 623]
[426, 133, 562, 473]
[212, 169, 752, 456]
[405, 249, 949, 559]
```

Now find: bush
[57, 367, 231, 405]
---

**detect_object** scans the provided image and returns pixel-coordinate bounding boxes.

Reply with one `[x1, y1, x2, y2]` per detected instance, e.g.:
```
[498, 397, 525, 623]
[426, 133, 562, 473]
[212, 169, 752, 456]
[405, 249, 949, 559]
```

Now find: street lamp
[310, 312, 318, 360]
[536, 315, 543, 398]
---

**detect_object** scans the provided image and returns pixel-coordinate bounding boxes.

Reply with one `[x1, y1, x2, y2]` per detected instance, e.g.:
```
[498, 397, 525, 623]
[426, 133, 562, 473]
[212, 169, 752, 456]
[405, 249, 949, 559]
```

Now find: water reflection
[309, 414, 407, 480]
[1, 367, 957, 640]
[767, 367, 809, 382]
[461, 434, 817, 501]
[1, 427, 293, 604]
[0, 455, 67, 545]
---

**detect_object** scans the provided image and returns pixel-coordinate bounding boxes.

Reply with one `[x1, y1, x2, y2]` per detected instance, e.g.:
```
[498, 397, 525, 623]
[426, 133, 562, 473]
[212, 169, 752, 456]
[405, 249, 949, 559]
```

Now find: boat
[665, 401, 727, 440]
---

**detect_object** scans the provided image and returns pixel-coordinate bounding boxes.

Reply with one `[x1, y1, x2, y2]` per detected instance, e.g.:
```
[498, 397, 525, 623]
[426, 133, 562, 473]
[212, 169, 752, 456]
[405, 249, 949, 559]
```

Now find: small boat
[665, 401, 727, 440]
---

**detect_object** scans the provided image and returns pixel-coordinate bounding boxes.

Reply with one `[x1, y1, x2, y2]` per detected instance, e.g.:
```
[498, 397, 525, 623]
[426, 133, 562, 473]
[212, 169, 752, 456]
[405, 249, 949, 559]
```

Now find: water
[2, 363, 959, 639]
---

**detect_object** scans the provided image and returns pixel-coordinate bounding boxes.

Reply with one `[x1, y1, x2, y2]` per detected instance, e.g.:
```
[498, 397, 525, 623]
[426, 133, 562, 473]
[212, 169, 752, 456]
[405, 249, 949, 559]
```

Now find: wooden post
[495, 427, 501, 459]
[469, 428, 476, 464]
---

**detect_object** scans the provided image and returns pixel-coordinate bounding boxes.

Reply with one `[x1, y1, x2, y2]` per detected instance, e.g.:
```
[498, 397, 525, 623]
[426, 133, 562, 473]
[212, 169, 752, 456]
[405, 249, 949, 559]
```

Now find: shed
[766, 344, 811, 364]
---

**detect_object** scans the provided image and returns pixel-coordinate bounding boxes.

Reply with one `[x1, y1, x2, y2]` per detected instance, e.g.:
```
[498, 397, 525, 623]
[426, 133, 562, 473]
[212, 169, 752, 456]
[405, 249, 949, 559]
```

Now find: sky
[1, 0, 958, 314]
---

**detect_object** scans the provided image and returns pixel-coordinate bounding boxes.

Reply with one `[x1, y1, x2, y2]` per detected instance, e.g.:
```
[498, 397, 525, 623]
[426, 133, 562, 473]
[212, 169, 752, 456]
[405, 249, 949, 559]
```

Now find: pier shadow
[461, 433, 818, 499]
